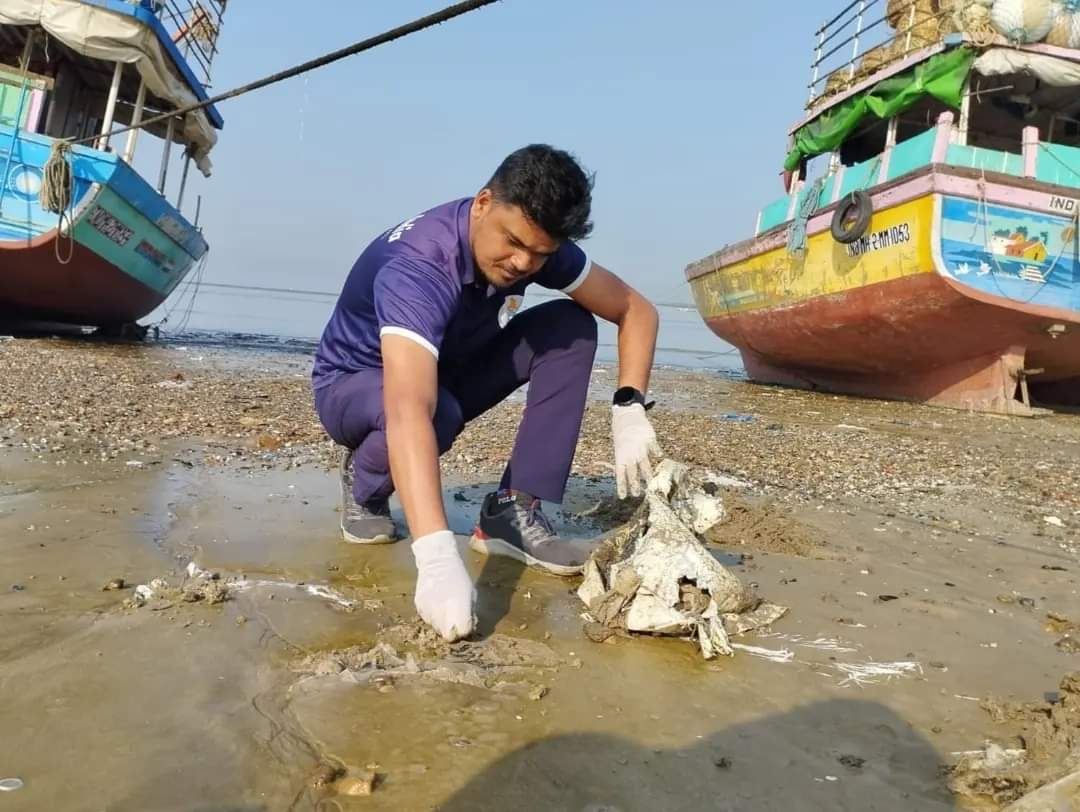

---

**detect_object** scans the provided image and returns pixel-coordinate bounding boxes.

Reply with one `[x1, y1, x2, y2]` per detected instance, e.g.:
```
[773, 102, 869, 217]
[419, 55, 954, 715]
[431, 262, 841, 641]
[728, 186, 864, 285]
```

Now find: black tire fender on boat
[831, 190, 873, 244]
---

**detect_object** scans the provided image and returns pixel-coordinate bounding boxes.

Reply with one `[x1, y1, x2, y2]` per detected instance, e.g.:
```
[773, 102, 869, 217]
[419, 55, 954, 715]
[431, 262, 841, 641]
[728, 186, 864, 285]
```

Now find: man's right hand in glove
[412, 530, 476, 641]
[383, 333, 476, 641]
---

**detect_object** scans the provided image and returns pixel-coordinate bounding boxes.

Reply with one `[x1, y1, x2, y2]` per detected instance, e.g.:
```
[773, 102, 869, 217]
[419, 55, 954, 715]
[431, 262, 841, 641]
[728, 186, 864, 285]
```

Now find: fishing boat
[686, 0, 1080, 415]
[0, 0, 224, 335]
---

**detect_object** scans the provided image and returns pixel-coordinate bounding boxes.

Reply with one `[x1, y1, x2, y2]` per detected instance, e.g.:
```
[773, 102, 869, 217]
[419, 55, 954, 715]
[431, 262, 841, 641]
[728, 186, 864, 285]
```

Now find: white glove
[611, 403, 662, 499]
[412, 530, 476, 642]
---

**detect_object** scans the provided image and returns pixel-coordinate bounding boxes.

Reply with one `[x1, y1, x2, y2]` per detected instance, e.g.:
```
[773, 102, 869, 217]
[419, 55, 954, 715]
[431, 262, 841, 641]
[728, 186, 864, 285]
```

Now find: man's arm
[568, 262, 659, 389]
[567, 262, 661, 498]
[374, 250, 474, 641]
[381, 333, 475, 641]
[381, 334, 447, 538]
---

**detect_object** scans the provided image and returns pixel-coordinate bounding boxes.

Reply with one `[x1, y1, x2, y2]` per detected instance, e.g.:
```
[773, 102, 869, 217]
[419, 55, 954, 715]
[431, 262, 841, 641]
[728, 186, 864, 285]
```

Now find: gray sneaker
[339, 448, 397, 544]
[469, 491, 596, 576]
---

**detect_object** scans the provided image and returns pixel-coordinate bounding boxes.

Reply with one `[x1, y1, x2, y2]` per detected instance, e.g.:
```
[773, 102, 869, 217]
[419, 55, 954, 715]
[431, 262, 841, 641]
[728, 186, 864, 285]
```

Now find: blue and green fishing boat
[0, 0, 224, 334]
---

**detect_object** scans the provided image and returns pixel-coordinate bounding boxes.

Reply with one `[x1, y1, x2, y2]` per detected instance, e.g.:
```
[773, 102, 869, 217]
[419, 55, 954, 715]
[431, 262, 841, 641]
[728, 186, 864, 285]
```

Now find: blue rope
[786, 177, 824, 257]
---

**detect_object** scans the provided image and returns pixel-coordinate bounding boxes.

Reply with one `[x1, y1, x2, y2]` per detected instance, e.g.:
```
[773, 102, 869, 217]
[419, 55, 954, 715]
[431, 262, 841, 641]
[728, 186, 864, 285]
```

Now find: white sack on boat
[989, 0, 1056, 43]
[577, 459, 788, 660]
[974, 45, 1080, 85]
[0, 0, 217, 174]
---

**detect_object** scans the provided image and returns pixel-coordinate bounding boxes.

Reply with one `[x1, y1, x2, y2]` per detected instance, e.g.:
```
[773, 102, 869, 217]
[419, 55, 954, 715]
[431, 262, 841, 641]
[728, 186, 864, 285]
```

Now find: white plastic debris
[577, 460, 788, 659]
[0, 778, 23, 792]
[952, 743, 1027, 771]
[833, 660, 923, 688]
[1044, 515, 1065, 528]
[729, 643, 796, 663]
[133, 584, 155, 601]
[762, 633, 858, 654]
[229, 576, 354, 609]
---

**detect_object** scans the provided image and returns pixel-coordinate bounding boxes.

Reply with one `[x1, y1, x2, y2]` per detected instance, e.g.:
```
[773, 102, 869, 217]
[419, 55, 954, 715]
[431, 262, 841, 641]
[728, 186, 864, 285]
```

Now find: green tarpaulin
[784, 46, 975, 172]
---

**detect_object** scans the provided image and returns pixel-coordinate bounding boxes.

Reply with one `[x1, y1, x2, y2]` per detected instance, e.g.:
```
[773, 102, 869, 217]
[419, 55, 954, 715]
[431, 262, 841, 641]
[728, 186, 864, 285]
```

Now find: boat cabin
[0, 1, 227, 332]
[757, 0, 1080, 236]
[0, 0, 225, 220]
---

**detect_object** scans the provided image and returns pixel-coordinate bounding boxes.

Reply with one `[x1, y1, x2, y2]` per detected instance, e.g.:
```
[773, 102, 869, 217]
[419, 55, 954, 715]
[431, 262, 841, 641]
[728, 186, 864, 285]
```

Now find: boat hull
[708, 272, 1080, 412]
[0, 230, 163, 326]
[0, 127, 207, 328]
[688, 171, 1080, 414]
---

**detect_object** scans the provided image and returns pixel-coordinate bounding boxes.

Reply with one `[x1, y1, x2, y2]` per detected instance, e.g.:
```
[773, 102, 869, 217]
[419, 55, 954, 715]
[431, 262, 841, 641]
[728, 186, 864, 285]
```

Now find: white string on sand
[185, 561, 355, 609]
[730, 643, 796, 663]
[834, 660, 923, 688]
[229, 579, 355, 609]
[760, 633, 859, 653]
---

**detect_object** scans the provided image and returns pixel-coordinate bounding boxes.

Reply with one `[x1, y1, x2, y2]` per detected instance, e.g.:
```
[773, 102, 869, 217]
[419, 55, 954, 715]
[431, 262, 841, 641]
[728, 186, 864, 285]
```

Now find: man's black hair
[484, 144, 594, 241]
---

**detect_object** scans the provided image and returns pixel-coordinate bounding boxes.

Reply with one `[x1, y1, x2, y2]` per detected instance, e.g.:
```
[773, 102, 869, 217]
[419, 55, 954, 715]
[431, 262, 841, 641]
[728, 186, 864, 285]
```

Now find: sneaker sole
[341, 525, 397, 545]
[469, 532, 583, 577]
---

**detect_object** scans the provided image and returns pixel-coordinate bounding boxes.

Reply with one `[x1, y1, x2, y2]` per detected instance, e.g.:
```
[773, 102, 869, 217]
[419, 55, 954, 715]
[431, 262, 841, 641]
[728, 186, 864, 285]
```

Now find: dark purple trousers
[314, 300, 598, 506]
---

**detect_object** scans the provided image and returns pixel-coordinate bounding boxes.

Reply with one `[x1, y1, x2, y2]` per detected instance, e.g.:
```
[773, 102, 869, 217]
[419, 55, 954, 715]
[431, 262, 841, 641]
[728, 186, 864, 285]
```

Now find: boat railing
[144, 0, 226, 88]
[808, 0, 956, 108]
[755, 111, 1080, 235]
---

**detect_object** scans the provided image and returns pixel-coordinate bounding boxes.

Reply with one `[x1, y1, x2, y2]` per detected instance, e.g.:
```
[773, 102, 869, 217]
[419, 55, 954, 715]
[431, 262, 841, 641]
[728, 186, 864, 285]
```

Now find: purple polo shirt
[312, 198, 591, 390]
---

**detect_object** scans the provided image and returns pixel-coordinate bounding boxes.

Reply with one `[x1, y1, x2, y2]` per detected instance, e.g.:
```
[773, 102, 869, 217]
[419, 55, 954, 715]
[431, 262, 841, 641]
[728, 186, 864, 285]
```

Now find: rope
[965, 23, 997, 49]
[171, 252, 209, 335]
[39, 141, 72, 213]
[54, 211, 74, 265]
[971, 170, 1077, 305]
[39, 141, 76, 264]
[63, 0, 502, 148]
[152, 250, 210, 335]
[949, 0, 997, 48]
[1037, 141, 1080, 184]
[786, 177, 825, 257]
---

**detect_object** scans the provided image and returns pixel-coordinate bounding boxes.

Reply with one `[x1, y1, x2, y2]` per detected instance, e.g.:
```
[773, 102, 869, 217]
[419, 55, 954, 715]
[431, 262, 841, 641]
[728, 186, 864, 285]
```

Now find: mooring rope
[73, 0, 500, 148]
[37, 0, 502, 237]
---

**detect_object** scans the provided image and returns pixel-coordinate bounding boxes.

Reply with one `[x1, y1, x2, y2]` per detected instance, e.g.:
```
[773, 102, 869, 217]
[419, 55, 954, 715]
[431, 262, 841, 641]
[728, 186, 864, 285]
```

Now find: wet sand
[1, 337, 1079, 810]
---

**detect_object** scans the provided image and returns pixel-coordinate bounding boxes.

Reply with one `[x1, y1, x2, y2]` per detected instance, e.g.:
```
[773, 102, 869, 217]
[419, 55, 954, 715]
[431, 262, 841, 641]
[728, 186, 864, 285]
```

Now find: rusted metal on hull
[705, 273, 1080, 415]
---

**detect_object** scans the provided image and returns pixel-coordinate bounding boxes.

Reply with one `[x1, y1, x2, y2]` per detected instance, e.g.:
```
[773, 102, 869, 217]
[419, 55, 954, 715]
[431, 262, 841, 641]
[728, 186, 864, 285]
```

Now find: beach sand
[1, 336, 1078, 810]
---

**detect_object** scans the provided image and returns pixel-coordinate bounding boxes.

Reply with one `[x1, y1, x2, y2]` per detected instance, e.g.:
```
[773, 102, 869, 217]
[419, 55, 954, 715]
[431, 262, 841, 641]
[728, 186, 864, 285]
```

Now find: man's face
[469, 190, 560, 288]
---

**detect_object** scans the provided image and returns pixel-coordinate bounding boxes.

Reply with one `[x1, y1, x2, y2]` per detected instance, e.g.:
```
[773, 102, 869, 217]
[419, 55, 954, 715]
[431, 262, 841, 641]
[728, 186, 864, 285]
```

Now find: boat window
[963, 73, 1028, 155]
[961, 71, 1080, 154]
[895, 96, 951, 144]
[40, 62, 98, 141]
[840, 117, 889, 166]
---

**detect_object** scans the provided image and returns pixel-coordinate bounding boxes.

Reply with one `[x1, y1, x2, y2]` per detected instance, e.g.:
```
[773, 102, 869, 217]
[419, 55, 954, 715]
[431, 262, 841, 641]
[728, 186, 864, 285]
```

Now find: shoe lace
[345, 501, 374, 522]
[344, 491, 388, 522]
[521, 500, 556, 546]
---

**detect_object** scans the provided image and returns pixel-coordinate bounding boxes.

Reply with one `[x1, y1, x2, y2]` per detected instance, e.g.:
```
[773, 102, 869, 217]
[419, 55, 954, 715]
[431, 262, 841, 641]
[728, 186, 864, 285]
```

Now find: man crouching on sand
[311, 145, 661, 641]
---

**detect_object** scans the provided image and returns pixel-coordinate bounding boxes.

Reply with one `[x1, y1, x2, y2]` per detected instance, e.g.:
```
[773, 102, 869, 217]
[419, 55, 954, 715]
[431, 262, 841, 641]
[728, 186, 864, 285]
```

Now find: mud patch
[948, 671, 1080, 808]
[123, 567, 231, 611]
[575, 483, 823, 560]
[296, 621, 559, 699]
[573, 495, 643, 529]
[704, 494, 825, 558]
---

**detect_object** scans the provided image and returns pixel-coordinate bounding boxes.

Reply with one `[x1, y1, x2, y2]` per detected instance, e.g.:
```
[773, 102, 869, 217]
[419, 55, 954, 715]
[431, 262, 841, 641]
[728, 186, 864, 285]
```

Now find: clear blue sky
[148, 0, 826, 328]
